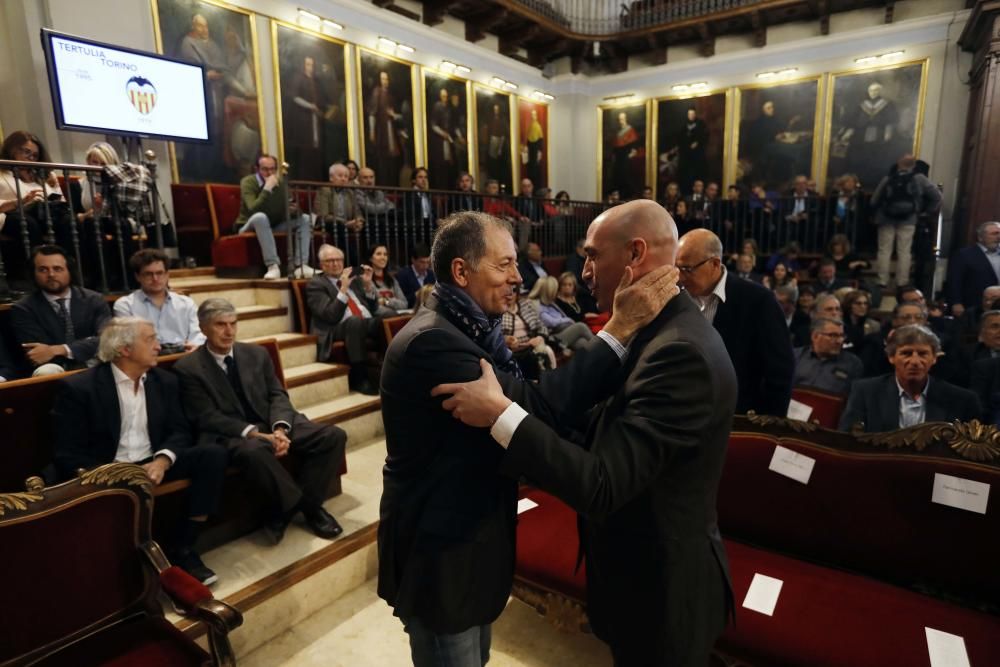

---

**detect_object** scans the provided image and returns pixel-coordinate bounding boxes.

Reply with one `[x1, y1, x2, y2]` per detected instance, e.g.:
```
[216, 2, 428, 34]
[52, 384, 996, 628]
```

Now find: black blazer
[395, 266, 436, 308]
[712, 273, 795, 416]
[0, 332, 16, 380]
[305, 274, 378, 362]
[447, 191, 482, 214]
[173, 343, 299, 446]
[403, 190, 436, 225]
[502, 293, 736, 664]
[971, 356, 1000, 424]
[517, 259, 547, 294]
[377, 296, 620, 634]
[839, 373, 982, 433]
[946, 245, 999, 310]
[11, 287, 111, 368]
[51, 364, 192, 478]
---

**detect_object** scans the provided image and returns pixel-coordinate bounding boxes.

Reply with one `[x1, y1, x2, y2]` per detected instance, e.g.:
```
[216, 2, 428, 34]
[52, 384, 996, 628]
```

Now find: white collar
[111, 362, 146, 388]
[896, 375, 929, 400]
[43, 289, 71, 305]
[208, 346, 234, 366]
[710, 266, 728, 303]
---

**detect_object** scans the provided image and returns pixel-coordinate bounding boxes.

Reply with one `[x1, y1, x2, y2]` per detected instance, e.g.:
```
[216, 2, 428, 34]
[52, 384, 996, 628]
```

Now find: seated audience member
[403, 167, 435, 238]
[749, 183, 778, 230]
[51, 317, 226, 584]
[825, 233, 869, 282]
[114, 248, 204, 353]
[763, 260, 797, 291]
[775, 284, 810, 348]
[957, 285, 1000, 342]
[367, 244, 408, 315]
[961, 310, 1000, 367]
[529, 276, 594, 352]
[174, 298, 346, 544]
[793, 317, 863, 396]
[733, 253, 763, 283]
[814, 258, 850, 293]
[606, 189, 621, 206]
[726, 238, 760, 272]
[842, 289, 879, 352]
[501, 291, 556, 379]
[686, 179, 707, 221]
[345, 159, 360, 184]
[946, 220, 1000, 317]
[0, 131, 67, 249]
[641, 186, 654, 200]
[766, 241, 802, 275]
[556, 271, 598, 321]
[354, 167, 396, 217]
[721, 185, 745, 233]
[971, 356, 1000, 424]
[395, 242, 436, 308]
[812, 293, 843, 321]
[518, 241, 547, 294]
[81, 141, 160, 249]
[660, 181, 681, 215]
[12, 244, 111, 374]
[316, 163, 364, 247]
[673, 199, 696, 237]
[306, 244, 381, 395]
[515, 177, 543, 223]
[839, 324, 981, 432]
[783, 174, 816, 226]
[448, 171, 481, 213]
[797, 284, 817, 316]
[235, 154, 315, 280]
[897, 284, 926, 306]
[482, 179, 529, 241]
[565, 238, 587, 286]
[554, 190, 574, 217]
[0, 331, 16, 381]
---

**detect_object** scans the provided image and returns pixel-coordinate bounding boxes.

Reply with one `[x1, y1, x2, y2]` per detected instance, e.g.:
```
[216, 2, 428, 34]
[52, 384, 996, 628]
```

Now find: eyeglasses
[676, 257, 713, 274]
[17, 146, 39, 160]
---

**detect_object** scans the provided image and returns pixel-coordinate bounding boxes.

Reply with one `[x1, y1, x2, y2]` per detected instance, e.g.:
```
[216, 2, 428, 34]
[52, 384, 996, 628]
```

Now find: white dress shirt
[110, 364, 175, 465]
[897, 376, 928, 428]
[327, 276, 373, 322]
[694, 266, 728, 324]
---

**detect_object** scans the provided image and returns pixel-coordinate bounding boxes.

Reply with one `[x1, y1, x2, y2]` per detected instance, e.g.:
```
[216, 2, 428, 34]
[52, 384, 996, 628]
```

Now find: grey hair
[810, 294, 841, 316]
[774, 283, 799, 303]
[97, 316, 151, 362]
[977, 221, 1000, 242]
[197, 297, 237, 325]
[886, 324, 941, 357]
[979, 310, 1000, 334]
[328, 162, 347, 177]
[892, 301, 928, 321]
[317, 243, 343, 260]
[431, 211, 512, 284]
[810, 317, 844, 333]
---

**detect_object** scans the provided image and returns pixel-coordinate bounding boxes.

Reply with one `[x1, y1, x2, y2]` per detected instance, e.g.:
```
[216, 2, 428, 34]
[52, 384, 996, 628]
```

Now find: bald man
[436, 200, 737, 666]
[677, 228, 794, 417]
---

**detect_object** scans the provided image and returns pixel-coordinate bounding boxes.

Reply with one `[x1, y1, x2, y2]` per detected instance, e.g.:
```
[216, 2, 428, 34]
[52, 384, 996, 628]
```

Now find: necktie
[224, 355, 259, 422]
[56, 298, 75, 343]
[339, 283, 364, 318]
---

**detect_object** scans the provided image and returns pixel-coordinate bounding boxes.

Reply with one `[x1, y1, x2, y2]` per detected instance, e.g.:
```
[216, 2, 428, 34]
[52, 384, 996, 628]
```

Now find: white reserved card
[931, 473, 990, 515]
[741, 573, 783, 616]
[786, 399, 814, 422]
[517, 498, 539, 515]
[925, 627, 971, 667]
[768, 445, 816, 485]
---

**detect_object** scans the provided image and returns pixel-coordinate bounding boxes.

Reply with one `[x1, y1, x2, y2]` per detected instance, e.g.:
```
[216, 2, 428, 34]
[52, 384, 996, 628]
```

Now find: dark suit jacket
[395, 266, 436, 308]
[173, 343, 299, 446]
[51, 364, 192, 478]
[839, 373, 982, 432]
[403, 190, 436, 226]
[0, 332, 16, 381]
[789, 310, 811, 348]
[515, 194, 543, 222]
[11, 287, 111, 368]
[305, 274, 378, 362]
[517, 259, 548, 294]
[971, 356, 1000, 423]
[713, 273, 795, 416]
[734, 271, 763, 284]
[502, 293, 736, 664]
[946, 245, 999, 310]
[447, 191, 482, 214]
[814, 277, 850, 292]
[378, 296, 621, 634]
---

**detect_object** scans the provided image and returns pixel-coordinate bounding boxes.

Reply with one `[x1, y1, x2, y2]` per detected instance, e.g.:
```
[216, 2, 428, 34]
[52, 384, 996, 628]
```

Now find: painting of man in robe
[423, 71, 469, 190]
[656, 93, 726, 197]
[154, 0, 262, 183]
[825, 61, 926, 191]
[359, 50, 415, 188]
[518, 99, 548, 189]
[274, 22, 348, 182]
[475, 88, 513, 193]
[736, 80, 819, 192]
[600, 103, 647, 201]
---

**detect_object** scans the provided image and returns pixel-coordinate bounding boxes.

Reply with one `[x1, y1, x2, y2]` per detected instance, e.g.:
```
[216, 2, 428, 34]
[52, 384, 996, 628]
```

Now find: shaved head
[676, 229, 725, 297]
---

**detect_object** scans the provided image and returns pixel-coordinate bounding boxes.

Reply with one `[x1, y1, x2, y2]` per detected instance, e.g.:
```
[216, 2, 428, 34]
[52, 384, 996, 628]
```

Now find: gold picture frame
[597, 98, 653, 201]
[420, 66, 473, 190]
[471, 82, 517, 193]
[651, 87, 733, 196]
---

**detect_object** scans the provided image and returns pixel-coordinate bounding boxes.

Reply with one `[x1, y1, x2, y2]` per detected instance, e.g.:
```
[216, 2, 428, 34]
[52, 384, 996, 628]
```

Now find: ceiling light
[440, 61, 457, 70]
[297, 8, 320, 23]
[397, 43, 415, 54]
[503, 82, 518, 91]
[455, 65, 471, 74]
[855, 50, 905, 64]
[602, 93, 635, 103]
[490, 76, 507, 88]
[378, 37, 397, 51]
[321, 19, 343, 31]
[672, 81, 708, 92]
[778, 68, 798, 76]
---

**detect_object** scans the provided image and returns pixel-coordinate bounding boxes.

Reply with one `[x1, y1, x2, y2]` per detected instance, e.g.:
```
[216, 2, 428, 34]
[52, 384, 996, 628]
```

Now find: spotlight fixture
[297, 8, 320, 23]
[672, 81, 709, 93]
[321, 18, 343, 31]
[855, 50, 905, 65]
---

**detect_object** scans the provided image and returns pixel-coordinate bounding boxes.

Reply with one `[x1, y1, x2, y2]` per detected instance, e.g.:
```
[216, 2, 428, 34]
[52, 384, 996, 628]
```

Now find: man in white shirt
[114, 248, 204, 353]
[52, 317, 227, 584]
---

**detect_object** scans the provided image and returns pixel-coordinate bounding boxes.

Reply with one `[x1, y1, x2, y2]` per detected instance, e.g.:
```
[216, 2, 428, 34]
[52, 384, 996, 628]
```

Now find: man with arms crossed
[436, 200, 736, 666]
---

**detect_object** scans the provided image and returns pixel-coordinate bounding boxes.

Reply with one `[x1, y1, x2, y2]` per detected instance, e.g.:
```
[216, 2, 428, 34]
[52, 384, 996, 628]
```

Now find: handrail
[0, 159, 103, 173]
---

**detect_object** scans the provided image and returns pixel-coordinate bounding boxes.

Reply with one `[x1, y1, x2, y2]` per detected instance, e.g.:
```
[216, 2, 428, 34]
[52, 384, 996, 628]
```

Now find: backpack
[882, 171, 919, 220]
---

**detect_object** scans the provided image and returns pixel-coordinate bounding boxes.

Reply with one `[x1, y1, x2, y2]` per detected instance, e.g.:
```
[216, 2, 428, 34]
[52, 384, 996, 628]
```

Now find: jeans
[240, 212, 311, 267]
[876, 223, 916, 288]
[401, 617, 491, 667]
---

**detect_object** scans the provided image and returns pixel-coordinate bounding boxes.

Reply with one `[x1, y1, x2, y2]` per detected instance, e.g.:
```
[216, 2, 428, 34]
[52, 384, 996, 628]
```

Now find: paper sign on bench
[517, 498, 539, 515]
[742, 573, 783, 616]
[786, 399, 813, 422]
[931, 473, 990, 515]
[925, 628, 971, 667]
[768, 445, 816, 485]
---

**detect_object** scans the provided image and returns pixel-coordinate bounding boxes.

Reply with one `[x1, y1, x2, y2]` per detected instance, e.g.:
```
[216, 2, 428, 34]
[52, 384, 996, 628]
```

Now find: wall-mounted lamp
[530, 90, 555, 101]
[440, 61, 472, 75]
[855, 50, 905, 65]
[671, 82, 709, 93]
[490, 76, 507, 88]
[503, 82, 518, 91]
[297, 8, 320, 23]
[602, 93, 635, 104]
[378, 36, 415, 55]
[756, 67, 799, 80]
[321, 19, 344, 31]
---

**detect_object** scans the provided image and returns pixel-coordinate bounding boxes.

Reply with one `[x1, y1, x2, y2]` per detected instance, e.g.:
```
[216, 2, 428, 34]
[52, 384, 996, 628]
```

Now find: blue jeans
[239, 212, 311, 267]
[401, 616, 491, 667]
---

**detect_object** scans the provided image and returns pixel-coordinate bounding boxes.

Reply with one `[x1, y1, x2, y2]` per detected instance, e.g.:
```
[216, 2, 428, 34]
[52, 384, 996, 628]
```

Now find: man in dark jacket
[946, 221, 1000, 317]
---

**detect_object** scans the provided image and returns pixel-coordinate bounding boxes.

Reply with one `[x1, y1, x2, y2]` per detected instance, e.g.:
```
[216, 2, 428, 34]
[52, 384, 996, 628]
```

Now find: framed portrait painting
[271, 20, 351, 182]
[473, 86, 514, 193]
[517, 98, 549, 189]
[654, 91, 728, 198]
[151, 0, 265, 183]
[421, 68, 471, 190]
[735, 78, 822, 193]
[823, 59, 928, 192]
[357, 48, 416, 189]
[598, 101, 650, 201]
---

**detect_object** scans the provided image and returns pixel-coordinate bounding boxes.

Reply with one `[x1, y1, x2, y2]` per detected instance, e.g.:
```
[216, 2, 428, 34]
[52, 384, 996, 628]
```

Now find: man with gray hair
[174, 298, 346, 544]
[316, 162, 365, 248]
[840, 324, 980, 432]
[774, 283, 810, 347]
[793, 317, 863, 395]
[52, 316, 227, 584]
[946, 220, 1000, 316]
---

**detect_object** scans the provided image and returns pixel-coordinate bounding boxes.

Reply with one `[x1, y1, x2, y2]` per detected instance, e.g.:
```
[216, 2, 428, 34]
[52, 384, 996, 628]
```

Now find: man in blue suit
[396, 242, 436, 308]
[946, 221, 1000, 317]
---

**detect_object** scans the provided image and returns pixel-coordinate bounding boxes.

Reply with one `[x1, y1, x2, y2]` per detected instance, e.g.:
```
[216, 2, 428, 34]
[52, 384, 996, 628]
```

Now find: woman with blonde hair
[528, 275, 594, 352]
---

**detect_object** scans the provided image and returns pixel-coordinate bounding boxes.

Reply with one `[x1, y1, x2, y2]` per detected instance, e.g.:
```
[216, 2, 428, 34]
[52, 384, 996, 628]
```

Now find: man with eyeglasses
[676, 228, 794, 416]
[114, 248, 205, 354]
[793, 317, 863, 396]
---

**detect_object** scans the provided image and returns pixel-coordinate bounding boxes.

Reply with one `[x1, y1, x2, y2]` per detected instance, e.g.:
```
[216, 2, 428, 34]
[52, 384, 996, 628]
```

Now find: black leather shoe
[263, 518, 289, 545]
[304, 507, 343, 539]
[350, 377, 379, 396]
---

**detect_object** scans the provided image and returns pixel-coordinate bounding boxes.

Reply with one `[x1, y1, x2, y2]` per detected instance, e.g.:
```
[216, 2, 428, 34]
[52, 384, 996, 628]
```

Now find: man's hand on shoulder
[431, 359, 512, 428]
[604, 264, 680, 343]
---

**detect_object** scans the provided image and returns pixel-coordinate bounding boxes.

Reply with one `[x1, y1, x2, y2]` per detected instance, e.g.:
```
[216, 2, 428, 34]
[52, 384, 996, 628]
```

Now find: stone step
[170, 267, 215, 279]
[235, 305, 292, 340]
[303, 393, 383, 445]
[244, 332, 318, 369]
[285, 362, 350, 408]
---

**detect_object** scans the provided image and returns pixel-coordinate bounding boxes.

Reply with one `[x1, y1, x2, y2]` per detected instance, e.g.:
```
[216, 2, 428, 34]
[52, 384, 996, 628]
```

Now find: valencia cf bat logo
[126, 76, 157, 114]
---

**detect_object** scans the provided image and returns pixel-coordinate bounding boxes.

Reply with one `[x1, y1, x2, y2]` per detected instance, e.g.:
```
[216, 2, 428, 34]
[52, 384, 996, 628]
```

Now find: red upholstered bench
[170, 183, 214, 266]
[790, 386, 846, 428]
[541, 256, 566, 277]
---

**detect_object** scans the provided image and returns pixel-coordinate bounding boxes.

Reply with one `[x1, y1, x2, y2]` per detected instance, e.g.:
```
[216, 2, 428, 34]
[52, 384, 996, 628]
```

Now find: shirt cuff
[153, 449, 176, 465]
[272, 421, 291, 433]
[490, 402, 529, 449]
[241, 424, 256, 438]
[596, 330, 628, 362]
[337, 292, 348, 303]
[63, 344, 74, 359]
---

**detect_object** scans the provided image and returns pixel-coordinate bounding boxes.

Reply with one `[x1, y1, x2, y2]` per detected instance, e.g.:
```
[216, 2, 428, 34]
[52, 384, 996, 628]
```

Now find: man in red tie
[306, 244, 382, 394]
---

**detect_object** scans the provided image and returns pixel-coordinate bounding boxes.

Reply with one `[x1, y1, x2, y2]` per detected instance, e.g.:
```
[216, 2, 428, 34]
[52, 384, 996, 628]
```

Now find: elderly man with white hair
[51, 316, 228, 585]
[946, 220, 1000, 317]
[316, 162, 365, 250]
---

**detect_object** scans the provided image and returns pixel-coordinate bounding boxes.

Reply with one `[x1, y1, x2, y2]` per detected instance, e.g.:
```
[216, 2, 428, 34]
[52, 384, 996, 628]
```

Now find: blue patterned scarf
[433, 282, 524, 379]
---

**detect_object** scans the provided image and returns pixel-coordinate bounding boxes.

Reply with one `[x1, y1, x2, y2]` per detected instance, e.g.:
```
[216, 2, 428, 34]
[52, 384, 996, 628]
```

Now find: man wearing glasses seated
[792, 317, 863, 396]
